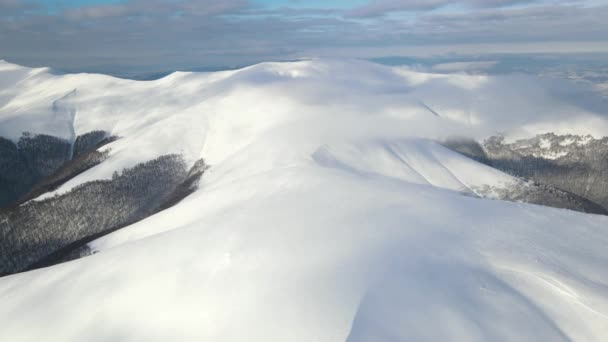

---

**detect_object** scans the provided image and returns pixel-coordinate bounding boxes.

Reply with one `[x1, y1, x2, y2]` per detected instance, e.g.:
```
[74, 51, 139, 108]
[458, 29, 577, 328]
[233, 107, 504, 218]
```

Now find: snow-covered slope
[2, 58, 607, 199]
[1, 59, 608, 341]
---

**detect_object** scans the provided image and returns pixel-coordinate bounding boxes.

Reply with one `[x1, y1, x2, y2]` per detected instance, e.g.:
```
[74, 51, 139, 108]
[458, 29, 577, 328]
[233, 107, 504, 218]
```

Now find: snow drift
[1, 59, 608, 341]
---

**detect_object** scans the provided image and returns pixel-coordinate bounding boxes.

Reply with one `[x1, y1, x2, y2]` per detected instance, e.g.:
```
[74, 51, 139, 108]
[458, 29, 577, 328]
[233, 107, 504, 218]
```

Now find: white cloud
[0, 0, 606, 71]
[346, 0, 544, 17]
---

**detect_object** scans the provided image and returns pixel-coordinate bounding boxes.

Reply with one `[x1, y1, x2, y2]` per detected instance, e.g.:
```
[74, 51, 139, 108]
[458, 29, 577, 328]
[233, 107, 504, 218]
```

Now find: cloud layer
[346, 0, 544, 17]
[0, 0, 606, 72]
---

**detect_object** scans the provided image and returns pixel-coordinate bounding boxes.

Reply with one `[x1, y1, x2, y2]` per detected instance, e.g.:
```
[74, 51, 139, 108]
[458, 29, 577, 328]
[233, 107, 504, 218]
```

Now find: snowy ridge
[1, 60, 608, 341]
[311, 139, 515, 195]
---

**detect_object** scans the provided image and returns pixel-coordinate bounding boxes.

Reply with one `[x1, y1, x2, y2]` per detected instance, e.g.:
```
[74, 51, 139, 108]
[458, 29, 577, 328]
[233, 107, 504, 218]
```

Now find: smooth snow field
[1, 59, 608, 341]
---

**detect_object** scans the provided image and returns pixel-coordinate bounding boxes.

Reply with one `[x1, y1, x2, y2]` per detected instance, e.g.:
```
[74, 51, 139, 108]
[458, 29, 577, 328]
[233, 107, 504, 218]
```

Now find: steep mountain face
[444, 134, 608, 214]
[1, 60, 608, 341]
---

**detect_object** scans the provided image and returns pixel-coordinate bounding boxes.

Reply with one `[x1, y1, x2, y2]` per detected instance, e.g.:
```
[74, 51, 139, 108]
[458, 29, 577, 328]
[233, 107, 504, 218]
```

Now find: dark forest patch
[443, 134, 608, 215]
[0, 131, 117, 208]
[0, 130, 206, 276]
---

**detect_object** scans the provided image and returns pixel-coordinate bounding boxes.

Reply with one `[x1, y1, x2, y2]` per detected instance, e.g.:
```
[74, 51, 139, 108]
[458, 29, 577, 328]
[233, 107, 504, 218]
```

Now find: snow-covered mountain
[1, 59, 608, 341]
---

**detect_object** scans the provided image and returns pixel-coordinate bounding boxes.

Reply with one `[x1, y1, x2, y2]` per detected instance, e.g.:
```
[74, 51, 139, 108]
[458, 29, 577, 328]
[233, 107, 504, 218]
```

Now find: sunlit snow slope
[1, 59, 608, 341]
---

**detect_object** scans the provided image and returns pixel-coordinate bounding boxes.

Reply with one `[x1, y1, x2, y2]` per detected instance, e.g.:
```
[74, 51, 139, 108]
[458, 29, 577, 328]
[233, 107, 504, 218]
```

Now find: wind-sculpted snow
[0, 59, 608, 341]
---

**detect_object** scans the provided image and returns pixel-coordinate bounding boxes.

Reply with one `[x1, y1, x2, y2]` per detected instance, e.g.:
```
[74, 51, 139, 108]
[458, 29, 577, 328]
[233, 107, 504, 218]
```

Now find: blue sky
[1, 0, 607, 72]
